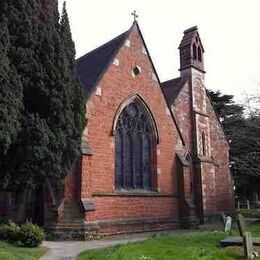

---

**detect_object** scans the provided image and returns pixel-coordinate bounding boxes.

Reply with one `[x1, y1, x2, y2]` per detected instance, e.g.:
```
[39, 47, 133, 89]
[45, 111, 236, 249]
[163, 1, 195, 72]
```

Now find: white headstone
[225, 216, 232, 232]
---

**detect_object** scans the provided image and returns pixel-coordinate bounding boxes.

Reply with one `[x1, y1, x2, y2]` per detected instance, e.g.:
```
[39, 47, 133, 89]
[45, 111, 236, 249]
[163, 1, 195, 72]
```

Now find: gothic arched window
[192, 43, 197, 60]
[198, 46, 202, 62]
[115, 100, 155, 190]
[202, 132, 207, 156]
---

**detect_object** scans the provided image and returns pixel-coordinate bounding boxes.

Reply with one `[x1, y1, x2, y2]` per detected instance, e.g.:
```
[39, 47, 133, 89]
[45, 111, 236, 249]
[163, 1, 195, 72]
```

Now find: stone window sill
[92, 190, 177, 197]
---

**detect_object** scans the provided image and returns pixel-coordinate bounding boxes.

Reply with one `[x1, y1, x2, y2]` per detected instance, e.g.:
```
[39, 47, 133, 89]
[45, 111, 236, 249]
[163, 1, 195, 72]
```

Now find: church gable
[75, 22, 187, 228]
[79, 22, 184, 199]
[77, 22, 184, 146]
[81, 21, 183, 146]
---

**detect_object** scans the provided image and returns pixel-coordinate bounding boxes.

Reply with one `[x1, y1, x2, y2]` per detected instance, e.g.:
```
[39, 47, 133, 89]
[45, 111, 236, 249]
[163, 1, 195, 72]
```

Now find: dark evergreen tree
[230, 112, 260, 197]
[208, 89, 260, 198]
[0, 5, 24, 188]
[0, 18, 23, 156]
[207, 90, 243, 118]
[0, 0, 85, 190]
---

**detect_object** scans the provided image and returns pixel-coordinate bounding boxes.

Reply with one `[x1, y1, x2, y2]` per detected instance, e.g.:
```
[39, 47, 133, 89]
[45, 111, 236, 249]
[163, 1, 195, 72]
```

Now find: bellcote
[179, 26, 205, 73]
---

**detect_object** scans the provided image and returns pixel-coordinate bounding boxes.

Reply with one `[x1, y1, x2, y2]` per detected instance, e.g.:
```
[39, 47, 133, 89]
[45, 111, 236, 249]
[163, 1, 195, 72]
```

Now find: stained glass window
[115, 101, 154, 190]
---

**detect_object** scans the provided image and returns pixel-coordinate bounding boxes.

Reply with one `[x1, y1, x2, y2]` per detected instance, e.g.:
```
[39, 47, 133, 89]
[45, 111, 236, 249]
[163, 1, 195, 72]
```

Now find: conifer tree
[59, 2, 85, 174]
[0, 19, 23, 156]
[0, 7, 24, 188]
[0, 0, 85, 189]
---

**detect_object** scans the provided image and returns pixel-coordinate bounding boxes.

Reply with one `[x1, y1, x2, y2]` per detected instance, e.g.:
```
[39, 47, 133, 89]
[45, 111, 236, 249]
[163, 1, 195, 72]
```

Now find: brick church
[0, 21, 235, 235]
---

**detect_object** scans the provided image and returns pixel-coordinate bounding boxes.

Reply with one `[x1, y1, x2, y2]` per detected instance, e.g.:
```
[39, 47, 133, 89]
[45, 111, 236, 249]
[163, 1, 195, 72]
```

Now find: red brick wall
[172, 67, 234, 219]
[87, 196, 179, 221]
[173, 82, 193, 152]
[200, 162, 217, 215]
[81, 25, 182, 232]
[206, 97, 235, 213]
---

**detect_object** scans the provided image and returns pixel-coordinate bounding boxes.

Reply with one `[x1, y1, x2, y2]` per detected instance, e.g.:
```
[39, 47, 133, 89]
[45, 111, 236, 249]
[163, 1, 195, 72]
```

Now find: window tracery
[115, 101, 154, 189]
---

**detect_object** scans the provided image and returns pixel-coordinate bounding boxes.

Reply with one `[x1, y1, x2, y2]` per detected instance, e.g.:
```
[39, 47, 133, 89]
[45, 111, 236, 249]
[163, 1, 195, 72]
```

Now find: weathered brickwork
[80, 25, 182, 233]
[173, 68, 234, 219]
[87, 196, 179, 221]
[206, 97, 235, 213]
[172, 82, 193, 152]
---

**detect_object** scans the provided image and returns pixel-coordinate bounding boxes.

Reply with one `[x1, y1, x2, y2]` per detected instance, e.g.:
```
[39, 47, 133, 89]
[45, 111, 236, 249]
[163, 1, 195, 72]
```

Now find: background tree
[207, 89, 260, 199]
[207, 90, 244, 135]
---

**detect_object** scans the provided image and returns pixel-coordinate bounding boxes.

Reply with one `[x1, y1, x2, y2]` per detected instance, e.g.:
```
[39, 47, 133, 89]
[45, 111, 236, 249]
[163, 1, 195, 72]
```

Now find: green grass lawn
[0, 241, 46, 260]
[77, 231, 243, 260]
[237, 209, 260, 219]
[249, 222, 260, 236]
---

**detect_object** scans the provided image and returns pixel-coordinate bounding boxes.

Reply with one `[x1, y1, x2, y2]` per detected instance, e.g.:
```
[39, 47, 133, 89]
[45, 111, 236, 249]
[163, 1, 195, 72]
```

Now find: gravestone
[220, 213, 260, 248]
[220, 212, 227, 226]
[225, 216, 232, 232]
[237, 213, 246, 237]
[243, 231, 254, 259]
[238, 214, 257, 259]
[252, 192, 260, 208]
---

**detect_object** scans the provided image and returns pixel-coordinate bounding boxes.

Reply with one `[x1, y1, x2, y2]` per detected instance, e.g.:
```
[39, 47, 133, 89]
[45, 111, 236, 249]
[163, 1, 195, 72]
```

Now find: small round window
[132, 66, 141, 77]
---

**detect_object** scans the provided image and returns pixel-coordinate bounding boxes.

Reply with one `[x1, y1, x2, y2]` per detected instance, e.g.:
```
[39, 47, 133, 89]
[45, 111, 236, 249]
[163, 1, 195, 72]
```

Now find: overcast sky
[58, 0, 260, 100]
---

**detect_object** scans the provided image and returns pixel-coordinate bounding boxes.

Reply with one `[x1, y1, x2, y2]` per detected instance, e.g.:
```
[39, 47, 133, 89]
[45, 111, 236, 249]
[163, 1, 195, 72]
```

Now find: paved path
[40, 230, 196, 260]
[40, 237, 147, 260]
[39, 219, 259, 259]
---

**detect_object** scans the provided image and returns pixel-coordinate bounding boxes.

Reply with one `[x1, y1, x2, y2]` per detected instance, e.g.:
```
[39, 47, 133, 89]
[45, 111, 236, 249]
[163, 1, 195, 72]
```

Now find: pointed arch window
[198, 46, 202, 62]
[115, 100, 155, 190]
[201, 132, 207, 156]
[192, 43, 197, 60]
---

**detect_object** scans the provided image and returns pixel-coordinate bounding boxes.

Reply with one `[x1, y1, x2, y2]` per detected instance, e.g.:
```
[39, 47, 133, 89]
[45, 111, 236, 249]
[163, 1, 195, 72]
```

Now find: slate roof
[161, 77, 186, 105]
[76, 28, 131, 98]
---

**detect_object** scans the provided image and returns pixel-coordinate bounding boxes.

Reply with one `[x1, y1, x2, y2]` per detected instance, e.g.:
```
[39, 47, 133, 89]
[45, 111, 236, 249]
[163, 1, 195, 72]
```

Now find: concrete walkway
[40, 230, 197, 260]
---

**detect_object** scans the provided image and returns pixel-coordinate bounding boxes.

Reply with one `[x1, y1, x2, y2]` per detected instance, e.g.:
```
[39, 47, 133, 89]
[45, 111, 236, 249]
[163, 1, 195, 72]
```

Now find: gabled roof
[76, 26, 132, 98]
[179, 26, 204, 52]
[76, 22, 186, 146]
[161, 77, 187, 105]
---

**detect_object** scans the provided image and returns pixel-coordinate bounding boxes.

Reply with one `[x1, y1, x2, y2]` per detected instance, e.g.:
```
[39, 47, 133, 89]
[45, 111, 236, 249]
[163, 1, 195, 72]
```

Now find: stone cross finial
[131, 10, 138, 22]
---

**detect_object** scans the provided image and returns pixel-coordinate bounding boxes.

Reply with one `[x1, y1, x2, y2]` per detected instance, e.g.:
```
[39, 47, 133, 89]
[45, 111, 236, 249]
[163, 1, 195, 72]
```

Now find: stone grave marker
[225, 216, 232, 232]
[237, 213, 246, 237]
[252, 192, 260, 208]
[220, 213, 260, 248]
[220, 212, 227, 226]
[243, 231, 254, 259]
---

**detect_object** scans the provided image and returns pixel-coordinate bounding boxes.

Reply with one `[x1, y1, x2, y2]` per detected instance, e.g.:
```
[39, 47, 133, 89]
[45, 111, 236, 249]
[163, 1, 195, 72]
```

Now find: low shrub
[0, 222, 20, 243]
[0, 222, 45, 247]
[18, 222, 45, 247]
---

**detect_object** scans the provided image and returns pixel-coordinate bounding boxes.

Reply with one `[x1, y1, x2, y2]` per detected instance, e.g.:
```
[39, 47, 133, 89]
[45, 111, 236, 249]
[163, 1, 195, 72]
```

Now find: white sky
[58, 0, 260, 100]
